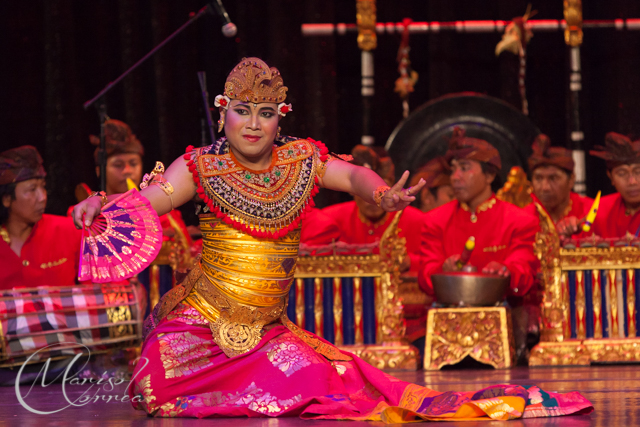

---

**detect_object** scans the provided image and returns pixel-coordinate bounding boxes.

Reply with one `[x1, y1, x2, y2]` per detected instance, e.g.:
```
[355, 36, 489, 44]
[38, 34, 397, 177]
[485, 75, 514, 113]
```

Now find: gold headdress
[215, 58, 293, 131]
[225, 57, 287, 104]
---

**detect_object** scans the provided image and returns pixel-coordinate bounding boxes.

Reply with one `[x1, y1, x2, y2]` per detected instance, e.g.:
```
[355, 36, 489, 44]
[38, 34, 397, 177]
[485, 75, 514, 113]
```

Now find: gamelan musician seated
[82, 119, 195, 313]
[558, 132, 640, 240]
[524, 134, 593, 225]
[0, 146, 82, 290]
[418, 128, 539, 361]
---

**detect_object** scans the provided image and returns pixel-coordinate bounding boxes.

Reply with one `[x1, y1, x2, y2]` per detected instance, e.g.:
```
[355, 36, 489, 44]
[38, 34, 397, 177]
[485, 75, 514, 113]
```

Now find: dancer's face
[225, 101, 280, 163]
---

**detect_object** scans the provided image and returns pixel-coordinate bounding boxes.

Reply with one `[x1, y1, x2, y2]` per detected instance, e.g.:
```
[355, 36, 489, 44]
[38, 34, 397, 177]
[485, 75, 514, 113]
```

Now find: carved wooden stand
[424, 307, 515, 370]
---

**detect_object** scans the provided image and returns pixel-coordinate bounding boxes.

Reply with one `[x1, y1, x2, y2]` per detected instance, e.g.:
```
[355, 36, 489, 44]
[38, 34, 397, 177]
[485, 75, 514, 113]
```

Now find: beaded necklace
[186, 136, 329, 239]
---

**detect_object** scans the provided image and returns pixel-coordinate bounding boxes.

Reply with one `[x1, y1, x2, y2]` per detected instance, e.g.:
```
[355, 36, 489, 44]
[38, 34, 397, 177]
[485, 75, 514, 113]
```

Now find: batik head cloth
[445, 127, 502, 171]
[89, 119, 144, 165]
[590, 132, 640, 170]
[410, 157, 450, 189]
[528, 134, 574, 173]
[0, 145, 46, 186]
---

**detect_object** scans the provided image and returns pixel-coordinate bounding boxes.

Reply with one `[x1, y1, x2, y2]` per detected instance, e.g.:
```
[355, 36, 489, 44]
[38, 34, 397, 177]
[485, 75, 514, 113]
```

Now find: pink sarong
[129, 303, 593, 422]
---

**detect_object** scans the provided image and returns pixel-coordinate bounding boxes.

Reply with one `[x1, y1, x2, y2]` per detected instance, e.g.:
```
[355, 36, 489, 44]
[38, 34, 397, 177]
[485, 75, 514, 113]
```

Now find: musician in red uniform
[417, 128, 539, 363]
[524, 134, 593, 224]
[410, 156, 454, 213]
[87, 120, 194, 317]
[322, 145, 425, 272]
[558, 132, 640, 238]
[87, 119, 194, 245]
[418, 128, 539, 297]
[0, 146, 82, 289]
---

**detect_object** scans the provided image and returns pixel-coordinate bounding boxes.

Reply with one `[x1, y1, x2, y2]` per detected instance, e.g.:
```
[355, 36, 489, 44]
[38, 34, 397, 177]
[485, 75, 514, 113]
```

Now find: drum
[0, 282, 144, 368]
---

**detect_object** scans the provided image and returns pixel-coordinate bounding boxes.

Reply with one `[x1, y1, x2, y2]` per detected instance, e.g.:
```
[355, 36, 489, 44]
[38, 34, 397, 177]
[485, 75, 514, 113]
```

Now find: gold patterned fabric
[145, 215, 351, 361]
[185, 216, 300, 357]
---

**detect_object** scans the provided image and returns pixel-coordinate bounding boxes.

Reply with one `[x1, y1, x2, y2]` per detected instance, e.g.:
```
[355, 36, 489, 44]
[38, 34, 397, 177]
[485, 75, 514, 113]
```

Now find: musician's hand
[72, 197, 103, 229]
[380, 171, 426, 212]
[556, 216, 581, 237]
[400, 255, 411, 272]
[483, 261, 510, 277]
[442, 254, 462, 272]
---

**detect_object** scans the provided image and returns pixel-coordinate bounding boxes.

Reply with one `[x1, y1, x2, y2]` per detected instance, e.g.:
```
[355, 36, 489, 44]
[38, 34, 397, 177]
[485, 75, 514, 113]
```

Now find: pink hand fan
[78, 189, 162, 283]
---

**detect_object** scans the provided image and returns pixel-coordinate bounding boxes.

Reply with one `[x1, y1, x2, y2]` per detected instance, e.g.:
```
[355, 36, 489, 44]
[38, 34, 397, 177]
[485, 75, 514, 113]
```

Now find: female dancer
[73, 58, 591, 422]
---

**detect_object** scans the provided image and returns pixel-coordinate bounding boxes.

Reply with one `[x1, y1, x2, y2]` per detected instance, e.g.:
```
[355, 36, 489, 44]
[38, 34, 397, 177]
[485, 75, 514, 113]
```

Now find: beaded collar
[185, 136, 328, 239]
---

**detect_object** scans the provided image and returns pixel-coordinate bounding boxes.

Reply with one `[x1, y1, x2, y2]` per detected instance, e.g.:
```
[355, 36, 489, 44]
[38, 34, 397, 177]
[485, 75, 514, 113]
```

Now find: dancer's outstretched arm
[321, 159, 425, 212]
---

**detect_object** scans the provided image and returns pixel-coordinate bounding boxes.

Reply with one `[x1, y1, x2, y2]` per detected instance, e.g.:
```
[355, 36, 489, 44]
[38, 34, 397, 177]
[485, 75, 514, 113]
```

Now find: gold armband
[373, 185, 390, 208]
[88, 191, 108, 207]
[141, 161, 175, 209]
[316, 153, 354, 182]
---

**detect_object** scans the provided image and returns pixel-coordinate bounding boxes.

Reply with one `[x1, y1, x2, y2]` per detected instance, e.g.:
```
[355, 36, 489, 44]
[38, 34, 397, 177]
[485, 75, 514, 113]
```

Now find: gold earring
[276, 126, 281, 139]
[217, 113, 225, 133]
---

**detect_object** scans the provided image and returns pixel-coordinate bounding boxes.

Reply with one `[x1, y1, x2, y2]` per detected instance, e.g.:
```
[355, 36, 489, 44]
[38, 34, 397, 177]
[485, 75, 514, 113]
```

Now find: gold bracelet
[141, 161, 175, 210]
[373, 185, 390, 208]
[88, 191, 108, 207]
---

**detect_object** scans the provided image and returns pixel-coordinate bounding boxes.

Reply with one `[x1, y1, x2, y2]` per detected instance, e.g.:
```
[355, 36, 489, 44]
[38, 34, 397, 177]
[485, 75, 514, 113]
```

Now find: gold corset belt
[185, 216, 301, 357]
[146, 216, 351, 361]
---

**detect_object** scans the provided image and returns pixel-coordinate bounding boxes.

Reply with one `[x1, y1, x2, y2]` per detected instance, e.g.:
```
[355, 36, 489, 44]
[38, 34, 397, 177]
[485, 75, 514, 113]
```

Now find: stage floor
[1, 365, 635, 426]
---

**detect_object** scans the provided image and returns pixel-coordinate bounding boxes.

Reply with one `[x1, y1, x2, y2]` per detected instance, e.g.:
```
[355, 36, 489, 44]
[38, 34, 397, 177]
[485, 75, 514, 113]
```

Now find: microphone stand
[83, 3, 215, 191]
[197, 71, 217, 146]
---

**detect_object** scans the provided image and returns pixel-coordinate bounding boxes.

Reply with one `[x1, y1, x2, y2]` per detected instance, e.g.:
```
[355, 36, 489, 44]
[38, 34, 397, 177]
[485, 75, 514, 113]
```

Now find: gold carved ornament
[377, 211, 408, 343]
[424, 307, 514, 370]
[564, 0, 583, 47]
[533, 202, 566, 343]
[495, 166, 533, 208]
[356, 0, 377, 51]
[529, 202, 640, 365]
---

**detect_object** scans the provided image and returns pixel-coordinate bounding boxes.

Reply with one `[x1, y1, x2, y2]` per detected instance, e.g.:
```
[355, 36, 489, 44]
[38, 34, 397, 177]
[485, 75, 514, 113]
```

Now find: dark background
[1, 1, 639, 223]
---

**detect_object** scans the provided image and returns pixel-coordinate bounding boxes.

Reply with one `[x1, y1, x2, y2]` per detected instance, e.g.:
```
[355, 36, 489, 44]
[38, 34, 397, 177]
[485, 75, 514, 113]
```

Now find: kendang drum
[0, 282, 144, 368]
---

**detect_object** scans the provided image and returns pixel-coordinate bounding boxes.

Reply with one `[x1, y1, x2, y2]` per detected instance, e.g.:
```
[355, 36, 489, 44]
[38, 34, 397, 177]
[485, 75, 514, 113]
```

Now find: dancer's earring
[217, 111, 226, 133]
[276, 126, 281, 139]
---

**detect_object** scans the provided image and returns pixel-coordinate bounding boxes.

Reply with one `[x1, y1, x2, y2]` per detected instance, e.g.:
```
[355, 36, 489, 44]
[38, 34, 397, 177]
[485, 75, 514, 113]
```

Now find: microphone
[210, 0, 237, 37]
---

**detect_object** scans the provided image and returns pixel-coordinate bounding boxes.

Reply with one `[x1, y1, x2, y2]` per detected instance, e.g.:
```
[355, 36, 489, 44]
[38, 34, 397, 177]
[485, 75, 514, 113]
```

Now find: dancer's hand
[380, 171, 426, 212]
[72, 196, 104, 229]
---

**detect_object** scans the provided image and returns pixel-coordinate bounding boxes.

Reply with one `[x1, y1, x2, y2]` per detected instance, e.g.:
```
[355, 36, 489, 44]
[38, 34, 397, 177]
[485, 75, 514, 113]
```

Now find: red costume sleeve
[1, 214, 83, 290]
[590, 193, 640, 238]
[417, 203, 454, 296]
[501, 211, 539, 296]
[300, 208, 341, 245]
[398, 206, 426, 272]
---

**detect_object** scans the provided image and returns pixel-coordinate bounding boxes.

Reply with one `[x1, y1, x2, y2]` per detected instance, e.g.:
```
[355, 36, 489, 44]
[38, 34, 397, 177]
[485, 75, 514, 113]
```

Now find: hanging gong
[385, 92, 540, 183]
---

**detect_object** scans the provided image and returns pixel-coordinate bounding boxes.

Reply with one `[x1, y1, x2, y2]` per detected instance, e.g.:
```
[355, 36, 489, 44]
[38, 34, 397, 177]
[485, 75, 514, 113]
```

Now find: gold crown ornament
[215, 58, 293, 117]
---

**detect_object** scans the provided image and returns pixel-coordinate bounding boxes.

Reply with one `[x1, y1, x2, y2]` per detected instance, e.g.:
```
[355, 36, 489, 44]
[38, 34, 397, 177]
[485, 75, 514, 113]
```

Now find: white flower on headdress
[277, 103, 293, 117]
[214, 95, 231, 110]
